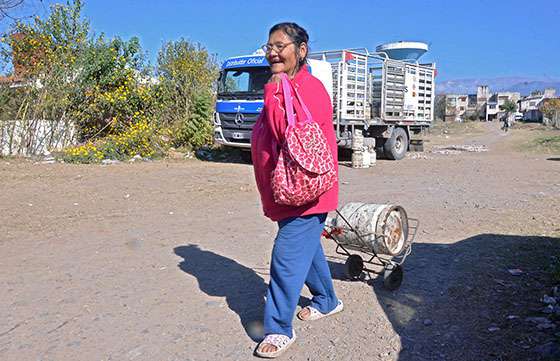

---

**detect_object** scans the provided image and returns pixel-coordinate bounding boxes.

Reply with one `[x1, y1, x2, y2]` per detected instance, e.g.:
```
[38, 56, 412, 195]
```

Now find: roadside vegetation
[0, 0, 217, 163]
[429, 119, 486, 137]
[512, 123, 560, 154]
[529, 135, 560, 154]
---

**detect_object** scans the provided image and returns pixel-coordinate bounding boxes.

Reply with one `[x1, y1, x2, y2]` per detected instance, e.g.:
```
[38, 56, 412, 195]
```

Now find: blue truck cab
[213, 53, 271, 149]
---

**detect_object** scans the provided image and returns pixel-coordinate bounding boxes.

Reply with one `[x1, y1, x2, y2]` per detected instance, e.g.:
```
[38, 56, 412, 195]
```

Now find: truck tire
[383, 127, 408, 160]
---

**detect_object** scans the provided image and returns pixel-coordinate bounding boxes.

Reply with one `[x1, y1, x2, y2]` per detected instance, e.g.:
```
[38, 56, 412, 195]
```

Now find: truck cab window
[218, 67, 271, 94]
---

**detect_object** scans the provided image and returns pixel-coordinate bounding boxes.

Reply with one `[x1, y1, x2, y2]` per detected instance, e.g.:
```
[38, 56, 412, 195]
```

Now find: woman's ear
[299, 42, 308, 60]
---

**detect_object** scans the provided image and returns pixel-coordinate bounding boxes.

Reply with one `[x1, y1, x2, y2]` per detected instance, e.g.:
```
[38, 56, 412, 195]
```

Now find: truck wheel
[383, 127, 408, 160]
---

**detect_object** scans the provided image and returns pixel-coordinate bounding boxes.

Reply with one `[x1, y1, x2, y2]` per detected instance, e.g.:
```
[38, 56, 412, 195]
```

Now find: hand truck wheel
[345, 254, 364, 280]
[383, 263, 403, 290]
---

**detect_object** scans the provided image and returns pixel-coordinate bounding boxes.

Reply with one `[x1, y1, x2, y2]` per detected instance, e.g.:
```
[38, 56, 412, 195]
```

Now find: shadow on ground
[196, 146, 372, 165]
[174, 245, 266, 341]
[546, 157, 560, 161]
[338, 234, 560, 361]
[195, 147, 253, 165]
[175, 234, 560, 360]
[174, 244, 311, 343]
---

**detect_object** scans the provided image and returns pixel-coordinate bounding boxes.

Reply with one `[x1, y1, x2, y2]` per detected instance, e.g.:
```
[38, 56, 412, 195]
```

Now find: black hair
[268, 22, 309, 68]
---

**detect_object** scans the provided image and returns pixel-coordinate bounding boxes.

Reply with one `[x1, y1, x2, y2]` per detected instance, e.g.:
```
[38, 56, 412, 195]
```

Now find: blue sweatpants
[264, 213, 339, 338]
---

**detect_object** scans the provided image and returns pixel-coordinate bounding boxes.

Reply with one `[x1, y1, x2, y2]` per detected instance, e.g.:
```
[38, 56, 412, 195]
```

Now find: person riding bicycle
[501, 115, 510, 132]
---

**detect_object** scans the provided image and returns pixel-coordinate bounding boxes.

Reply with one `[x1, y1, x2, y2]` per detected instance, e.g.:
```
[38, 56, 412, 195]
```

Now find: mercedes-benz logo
[234, 113, 244, 125]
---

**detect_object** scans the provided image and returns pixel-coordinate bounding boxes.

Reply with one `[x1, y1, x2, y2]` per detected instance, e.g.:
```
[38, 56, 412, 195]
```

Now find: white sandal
[297, 299, 344, 321]
[255, 331, 297, 358]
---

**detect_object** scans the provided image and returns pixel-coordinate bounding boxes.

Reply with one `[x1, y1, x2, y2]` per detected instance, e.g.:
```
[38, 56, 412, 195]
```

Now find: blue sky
[4, 0, 560, 81]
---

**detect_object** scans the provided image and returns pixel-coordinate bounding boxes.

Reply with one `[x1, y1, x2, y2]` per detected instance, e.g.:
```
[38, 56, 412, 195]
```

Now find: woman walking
[251, 22, 343, 358]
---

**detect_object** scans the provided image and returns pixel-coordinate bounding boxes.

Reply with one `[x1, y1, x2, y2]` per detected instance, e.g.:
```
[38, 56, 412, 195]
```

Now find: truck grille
[218, 112, 259, 130]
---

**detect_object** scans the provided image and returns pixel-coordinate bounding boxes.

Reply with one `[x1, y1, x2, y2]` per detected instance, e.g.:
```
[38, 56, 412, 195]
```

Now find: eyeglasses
[261, 42, 294, 54]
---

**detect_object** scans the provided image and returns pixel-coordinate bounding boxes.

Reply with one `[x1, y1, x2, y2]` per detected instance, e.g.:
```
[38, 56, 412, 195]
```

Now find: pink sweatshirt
[251, 66, 339, 221]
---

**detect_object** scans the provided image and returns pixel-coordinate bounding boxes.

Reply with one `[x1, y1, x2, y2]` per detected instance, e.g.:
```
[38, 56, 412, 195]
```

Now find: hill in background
[436, 77, 560, 95]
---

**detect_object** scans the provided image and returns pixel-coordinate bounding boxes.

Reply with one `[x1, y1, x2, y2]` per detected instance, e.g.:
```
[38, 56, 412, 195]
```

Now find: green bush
[1, 1, 218, 157]
[156, 38, 218, 149]
[173, 92, 214, 149]
[61, 118, 167, 163]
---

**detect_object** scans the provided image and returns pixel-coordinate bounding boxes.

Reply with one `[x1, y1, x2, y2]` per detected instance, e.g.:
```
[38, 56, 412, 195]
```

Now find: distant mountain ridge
[436, 77, 560, 96]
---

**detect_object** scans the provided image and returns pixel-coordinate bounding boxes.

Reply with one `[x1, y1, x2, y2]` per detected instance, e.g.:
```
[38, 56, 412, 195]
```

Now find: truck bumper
[214, 126, 252, 149]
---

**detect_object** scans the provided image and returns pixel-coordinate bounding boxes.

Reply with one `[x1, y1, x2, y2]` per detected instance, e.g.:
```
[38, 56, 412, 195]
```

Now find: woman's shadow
[174, 244, 268, 342]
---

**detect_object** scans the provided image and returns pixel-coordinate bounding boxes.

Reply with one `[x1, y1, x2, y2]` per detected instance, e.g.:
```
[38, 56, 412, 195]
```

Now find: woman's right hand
[268, 73, 282, 84]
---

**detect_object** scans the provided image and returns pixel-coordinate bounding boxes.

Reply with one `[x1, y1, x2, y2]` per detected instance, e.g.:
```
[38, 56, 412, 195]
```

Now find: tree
[0, 0, 24, 21]
[156, 38, 218, 147]
[1, 0, 218, 157]
[500, 99, 517, 114]
[69, 35, 154, 139]
[541, 99, 560, 119]
[500, 99, 517, 116]
[467, 109, 481, 121]
[434, 94, 446, 121]
[499, 99, 517, 128]
[0, 0, 163, 155]
[173, 92, 213, 148]
[541, 99, 560, 128]
[0, 0, 89, 121]
[7, 0, 89, 77]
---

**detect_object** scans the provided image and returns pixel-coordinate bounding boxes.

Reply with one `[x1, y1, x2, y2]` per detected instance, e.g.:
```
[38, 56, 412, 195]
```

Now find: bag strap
[280, 74, 296, 127]
[292, 84, 313, 123]
[280, 73, 312, 124]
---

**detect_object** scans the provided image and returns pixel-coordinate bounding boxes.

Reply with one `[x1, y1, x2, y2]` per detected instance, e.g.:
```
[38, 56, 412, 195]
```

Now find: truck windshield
[218, 67, 271, 95]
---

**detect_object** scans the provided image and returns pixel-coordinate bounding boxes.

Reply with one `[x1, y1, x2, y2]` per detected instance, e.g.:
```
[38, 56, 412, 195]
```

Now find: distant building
[486, 91, 521, 121]
[476, 85, 489, 108]
[445, 85, 519, 122]
[519, 88, 557, 122]
[445, 94, 469, 121]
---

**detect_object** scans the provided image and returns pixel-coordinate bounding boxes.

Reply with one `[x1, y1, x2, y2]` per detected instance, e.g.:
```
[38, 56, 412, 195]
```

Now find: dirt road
[1, 122, 559, 361]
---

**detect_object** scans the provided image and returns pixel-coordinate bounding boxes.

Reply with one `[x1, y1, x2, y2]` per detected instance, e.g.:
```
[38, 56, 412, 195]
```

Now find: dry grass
[512, 123, 560, 154]
[425, 121, 487, 147]
[429, 120, 487, 136]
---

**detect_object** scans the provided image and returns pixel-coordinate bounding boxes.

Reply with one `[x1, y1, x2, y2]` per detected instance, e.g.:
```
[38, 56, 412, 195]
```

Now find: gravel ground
[0, 122, 559, 361]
